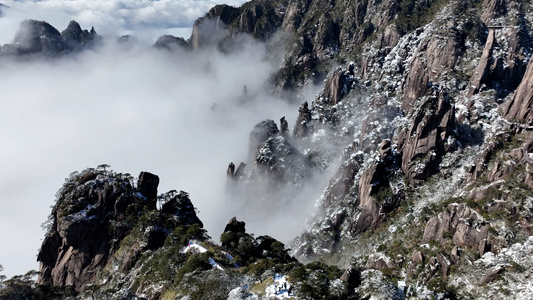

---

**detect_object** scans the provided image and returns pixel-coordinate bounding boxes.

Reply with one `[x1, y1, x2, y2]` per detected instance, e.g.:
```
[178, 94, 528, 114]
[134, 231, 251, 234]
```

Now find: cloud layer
[0, 27, 309, 279]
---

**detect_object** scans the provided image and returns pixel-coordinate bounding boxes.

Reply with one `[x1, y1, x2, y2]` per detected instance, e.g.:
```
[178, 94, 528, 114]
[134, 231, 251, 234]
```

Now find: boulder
[224, 217, 246, 233]
[340, 267, 360, 286]
[479, 239, 490, 257]
[293, 102, 312, 138]
[137, 171, 160, 202]
[366, 255, 390, 270]
[479, 266, 503, 285]
[411, 251, 424, 265]
[451, 246, 460, 263]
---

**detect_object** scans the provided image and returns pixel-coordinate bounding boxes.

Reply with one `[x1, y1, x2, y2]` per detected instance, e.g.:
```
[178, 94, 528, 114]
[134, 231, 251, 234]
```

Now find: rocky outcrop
[465, 138, 504, 182]
[397, 91, 456, 185]
[1, 19, 99, 58]
[153, 35, 190, 51]
[238, 4, 264, 36]
[479, 266, 504, 285]
[468, 25, 529, 98]
[253, 131, 312, 187]
[293, 102, 312, 138]
[423, 253, 450, 281]
[467, 30, 496, 97]
[37, 168, 202, 291]
[160, 191, 203, 227]
[279, 116, 289, 137]
[61, 20, 98, 51]
[481, 0, 507, 25]
[351, 140, 403, 233]
[190, 1, 285, 50]
[401, 28, 461, 112]
[137, 171, 159, 203]
[502, 55, 533, 125]
[321, 145, 363, 208]
[190, 4, 239, 49]
[352, 163, 385, 234]
[423, 204, 490, 249]
[9, 20, 70, 57]
[249, 119, 280, 155]
[224, 217, 246, 233]
[323, 63, 356, 105]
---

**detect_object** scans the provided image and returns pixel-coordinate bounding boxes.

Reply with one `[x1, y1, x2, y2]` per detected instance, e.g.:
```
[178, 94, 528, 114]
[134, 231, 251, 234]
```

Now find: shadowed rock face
[138, 171, 160, 203]
[1, 19, 100, 58]
[468, 27, 529, 98]
[293, 102, 312, 138]
[153, 35, 190, 51]
[61, 20, 99, 51]
[246, 119, 314, 189]
[11, 20, 70, 56]
[503, 57, 533, 125]
[37, 169, 202, 292]
[249, 119, 280, 156]
[224, 217, 246, 233]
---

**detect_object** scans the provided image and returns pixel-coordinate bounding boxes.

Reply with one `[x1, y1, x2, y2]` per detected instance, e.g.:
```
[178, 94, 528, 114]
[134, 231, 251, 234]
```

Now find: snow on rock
[450, 236, 533, 298]
[354, 269, 397, 300]
[181, 240, 208, 254]
[265, 274, 293, 299]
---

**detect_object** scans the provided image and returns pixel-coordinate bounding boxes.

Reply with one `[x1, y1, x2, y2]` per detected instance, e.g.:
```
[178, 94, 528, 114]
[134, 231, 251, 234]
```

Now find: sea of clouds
[0, 0, 329, 279]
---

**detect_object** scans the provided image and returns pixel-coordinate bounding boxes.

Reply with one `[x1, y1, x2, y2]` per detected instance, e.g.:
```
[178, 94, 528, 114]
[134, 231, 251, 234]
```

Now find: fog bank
[0, 35, 308, 277]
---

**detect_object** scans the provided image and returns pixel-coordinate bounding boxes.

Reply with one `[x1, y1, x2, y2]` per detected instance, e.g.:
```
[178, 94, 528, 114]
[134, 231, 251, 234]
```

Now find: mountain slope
[1, 0, 533, 299]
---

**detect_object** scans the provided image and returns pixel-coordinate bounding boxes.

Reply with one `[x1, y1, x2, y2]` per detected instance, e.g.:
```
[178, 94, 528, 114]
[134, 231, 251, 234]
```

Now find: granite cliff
[1, 0, 533, 299]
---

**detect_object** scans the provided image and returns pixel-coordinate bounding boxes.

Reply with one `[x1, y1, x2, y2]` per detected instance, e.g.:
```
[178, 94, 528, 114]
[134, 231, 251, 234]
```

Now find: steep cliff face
[5, 0, 533, 298]
[37, 168, 203, 292]
[288, 0, 533, 298]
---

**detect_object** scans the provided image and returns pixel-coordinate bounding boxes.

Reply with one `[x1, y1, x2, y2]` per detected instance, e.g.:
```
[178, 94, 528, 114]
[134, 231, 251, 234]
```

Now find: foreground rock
[37, 168, 202, 291]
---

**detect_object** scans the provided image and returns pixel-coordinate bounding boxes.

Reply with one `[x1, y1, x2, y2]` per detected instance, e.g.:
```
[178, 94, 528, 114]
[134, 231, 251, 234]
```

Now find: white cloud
[0, 31, 315, 278]
[0, 0, 334, 280]
[0, 0, 249, 44]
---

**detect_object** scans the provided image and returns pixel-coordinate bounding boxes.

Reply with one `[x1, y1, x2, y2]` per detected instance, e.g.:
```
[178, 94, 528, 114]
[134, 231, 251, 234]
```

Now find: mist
[0, 25, 332, 279]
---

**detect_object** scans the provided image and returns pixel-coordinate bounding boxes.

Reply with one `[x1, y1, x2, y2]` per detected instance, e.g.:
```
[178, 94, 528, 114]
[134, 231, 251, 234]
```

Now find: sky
[0, 0, 250, 45]
[0, 0, 328, 279]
